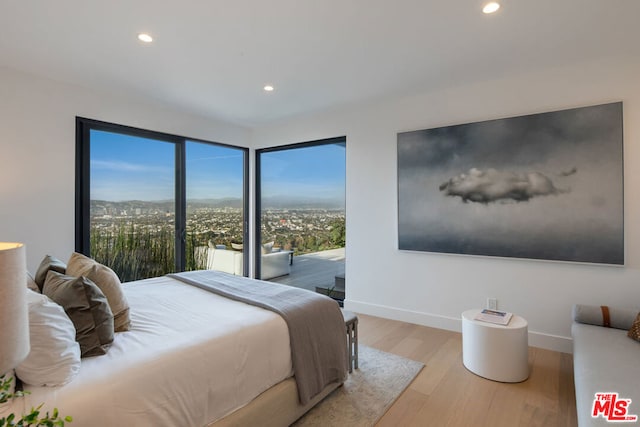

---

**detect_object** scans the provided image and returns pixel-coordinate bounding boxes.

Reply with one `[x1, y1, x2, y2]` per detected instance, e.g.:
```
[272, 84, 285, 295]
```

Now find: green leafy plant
[0, 374, 72, 427]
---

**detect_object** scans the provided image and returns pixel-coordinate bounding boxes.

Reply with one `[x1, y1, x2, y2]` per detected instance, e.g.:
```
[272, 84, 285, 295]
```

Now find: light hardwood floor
[355, 314, 578, 427]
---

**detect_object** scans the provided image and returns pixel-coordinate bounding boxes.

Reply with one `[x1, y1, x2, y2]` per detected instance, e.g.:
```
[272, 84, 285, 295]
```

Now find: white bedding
[9, 275, 293, 427]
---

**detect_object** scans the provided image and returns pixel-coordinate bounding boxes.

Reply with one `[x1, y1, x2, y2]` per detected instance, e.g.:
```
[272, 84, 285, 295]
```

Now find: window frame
[75, 117, 249, 276]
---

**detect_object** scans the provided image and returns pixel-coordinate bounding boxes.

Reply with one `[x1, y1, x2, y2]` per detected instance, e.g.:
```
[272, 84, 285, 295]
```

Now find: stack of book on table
[474, 309, 513, 325]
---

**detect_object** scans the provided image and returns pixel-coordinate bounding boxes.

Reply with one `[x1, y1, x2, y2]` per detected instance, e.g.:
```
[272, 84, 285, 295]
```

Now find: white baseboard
[528, 331, 573, 354]
[344, 299, 573, 354]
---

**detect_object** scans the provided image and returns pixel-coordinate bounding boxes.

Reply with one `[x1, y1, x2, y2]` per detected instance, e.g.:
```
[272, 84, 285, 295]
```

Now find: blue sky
[90, 130, 345, 203]
[260, 142, 346, 204]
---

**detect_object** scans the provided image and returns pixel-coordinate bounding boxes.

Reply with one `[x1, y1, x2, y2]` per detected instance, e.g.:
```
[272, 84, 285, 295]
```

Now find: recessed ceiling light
[264, 85, 274, 92]
[137, 33, 153, 43]
[482, 2, 500, 14]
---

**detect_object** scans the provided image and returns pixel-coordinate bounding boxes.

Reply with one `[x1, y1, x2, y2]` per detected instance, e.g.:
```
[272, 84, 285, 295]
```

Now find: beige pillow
[628, 312, 640, 343]
[43, 271, 114, 358]
[34, 255, 67, 291]
[66, 252, 131, 332]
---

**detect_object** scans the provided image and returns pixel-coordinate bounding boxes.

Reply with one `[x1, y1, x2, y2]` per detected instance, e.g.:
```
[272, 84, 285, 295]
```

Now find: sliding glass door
[185, 141, 246, 271]
[256, 137, 346, 302]
[76, 118, 248, 282]
[87, 130, 177, 281]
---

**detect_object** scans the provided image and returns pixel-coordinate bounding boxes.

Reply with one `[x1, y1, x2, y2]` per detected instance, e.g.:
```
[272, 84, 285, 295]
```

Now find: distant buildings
[90, 200, 345, 255]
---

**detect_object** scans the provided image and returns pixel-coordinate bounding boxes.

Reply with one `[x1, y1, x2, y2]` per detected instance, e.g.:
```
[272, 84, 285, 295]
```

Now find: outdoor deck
[269, 247, 345, 293]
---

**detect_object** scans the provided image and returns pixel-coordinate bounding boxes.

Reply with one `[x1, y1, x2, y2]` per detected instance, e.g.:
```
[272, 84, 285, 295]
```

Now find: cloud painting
[397, 102, 623, 265]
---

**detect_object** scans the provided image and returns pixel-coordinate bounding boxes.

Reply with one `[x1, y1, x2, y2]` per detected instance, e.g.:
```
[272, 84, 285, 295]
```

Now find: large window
[76, 118, 248, 281]
[256, 137, 346, 300]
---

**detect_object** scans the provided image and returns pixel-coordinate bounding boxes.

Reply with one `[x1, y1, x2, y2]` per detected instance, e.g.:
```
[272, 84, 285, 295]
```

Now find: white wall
[0, 66, 250, 271]
[251, 56, 640, 353]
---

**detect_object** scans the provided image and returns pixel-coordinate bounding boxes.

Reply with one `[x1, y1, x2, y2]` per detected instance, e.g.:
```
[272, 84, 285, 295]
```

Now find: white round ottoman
[461, 309, 529, 383]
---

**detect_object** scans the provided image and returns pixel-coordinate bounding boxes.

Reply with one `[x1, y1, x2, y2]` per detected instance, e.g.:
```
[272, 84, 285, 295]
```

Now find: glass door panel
[257, 140, 346, 301]
[89, 130, 176, 281]
[185, 141, 246, 272]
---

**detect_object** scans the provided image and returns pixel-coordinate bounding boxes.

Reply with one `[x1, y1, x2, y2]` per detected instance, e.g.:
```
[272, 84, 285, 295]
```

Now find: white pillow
[15, 290, 81, 386]
[26, 271, 39, 292]
[262, 241, 274, 254]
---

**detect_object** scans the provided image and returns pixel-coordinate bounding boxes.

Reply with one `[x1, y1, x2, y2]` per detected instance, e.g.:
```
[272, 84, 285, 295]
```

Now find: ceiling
[1, 0, 638, 127]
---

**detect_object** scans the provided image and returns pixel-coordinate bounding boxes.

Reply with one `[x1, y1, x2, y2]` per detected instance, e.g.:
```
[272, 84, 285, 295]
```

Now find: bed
[6, 270, 348, 427]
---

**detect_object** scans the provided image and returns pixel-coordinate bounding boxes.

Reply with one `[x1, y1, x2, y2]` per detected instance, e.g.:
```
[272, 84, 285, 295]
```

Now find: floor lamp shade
[0, 242, 30, 375]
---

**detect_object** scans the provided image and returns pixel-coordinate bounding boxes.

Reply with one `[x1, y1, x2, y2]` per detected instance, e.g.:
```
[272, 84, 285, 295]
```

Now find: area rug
[294, 346, 424, 427]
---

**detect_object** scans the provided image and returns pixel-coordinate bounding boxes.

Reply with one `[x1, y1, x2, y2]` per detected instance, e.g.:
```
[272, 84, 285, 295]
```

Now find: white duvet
[9, 275, 293, 427]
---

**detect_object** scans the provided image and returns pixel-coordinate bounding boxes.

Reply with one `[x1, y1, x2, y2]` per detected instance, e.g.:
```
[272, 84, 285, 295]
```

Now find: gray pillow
[43, 271, 114, 357]
[572, 304, 639, 330]
[34, 255, 67, 291]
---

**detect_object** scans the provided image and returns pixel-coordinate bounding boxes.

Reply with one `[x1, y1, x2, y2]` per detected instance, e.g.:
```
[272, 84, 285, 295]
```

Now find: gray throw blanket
[168, 270, 348, 405]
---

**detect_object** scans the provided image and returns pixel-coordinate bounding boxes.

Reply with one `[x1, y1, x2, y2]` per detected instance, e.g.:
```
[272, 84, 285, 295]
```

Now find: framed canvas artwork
[397, 102, 623, 265]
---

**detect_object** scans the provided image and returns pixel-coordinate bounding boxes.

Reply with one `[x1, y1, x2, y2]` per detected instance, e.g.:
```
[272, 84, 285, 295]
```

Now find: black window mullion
[254, 150, 262, 279]
[75, 118, 91, 255]
[175, 140, 187, 272]
[241, 147, 250, 277]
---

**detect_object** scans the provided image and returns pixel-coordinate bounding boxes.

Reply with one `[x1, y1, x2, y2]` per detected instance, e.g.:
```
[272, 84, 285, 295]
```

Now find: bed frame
[211, 378, 341, 426]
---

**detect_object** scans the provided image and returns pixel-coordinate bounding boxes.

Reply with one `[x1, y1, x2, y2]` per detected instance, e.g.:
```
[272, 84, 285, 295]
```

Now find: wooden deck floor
[269, 248, 345, 292]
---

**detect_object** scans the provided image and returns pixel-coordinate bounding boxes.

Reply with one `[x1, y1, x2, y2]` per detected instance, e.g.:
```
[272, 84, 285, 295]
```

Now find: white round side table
[461, 309, 529, 383]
